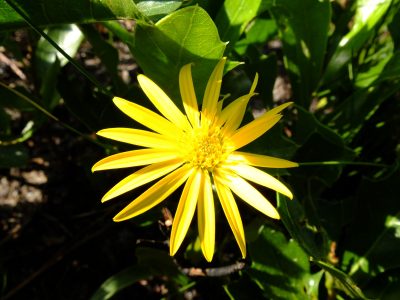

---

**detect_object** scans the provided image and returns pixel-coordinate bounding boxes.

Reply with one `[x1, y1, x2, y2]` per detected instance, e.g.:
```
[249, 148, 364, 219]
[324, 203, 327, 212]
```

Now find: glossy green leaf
[35, 24, 84, 109]
[0, 0, 145, 30]
[135, 0, 182, 20]
[128, 6, 226, 103]
[244, 226, 321, 300]
[234, 18, 277, 55]
[215, 0, 262, 52]
[323, 0, 393, 85]
[269, 0, 331, 107]
[326, 52, 400, 142]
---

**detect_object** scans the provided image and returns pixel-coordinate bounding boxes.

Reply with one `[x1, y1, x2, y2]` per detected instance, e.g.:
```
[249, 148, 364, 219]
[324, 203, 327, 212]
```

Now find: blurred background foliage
[0, 0, 400, 299]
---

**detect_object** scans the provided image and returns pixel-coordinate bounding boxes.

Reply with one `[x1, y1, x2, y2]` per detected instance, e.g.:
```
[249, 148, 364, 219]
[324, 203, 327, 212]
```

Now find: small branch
[179, 261, 246, 277]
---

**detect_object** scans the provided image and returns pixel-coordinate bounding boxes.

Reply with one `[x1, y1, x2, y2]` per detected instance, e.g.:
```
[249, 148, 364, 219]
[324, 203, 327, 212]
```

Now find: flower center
[187, 127, 226, 170]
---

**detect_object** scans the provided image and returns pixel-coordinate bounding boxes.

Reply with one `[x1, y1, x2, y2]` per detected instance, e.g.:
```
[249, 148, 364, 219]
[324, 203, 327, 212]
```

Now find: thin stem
[0, 82, 104, 147]
[299, 161, 389, 168]
[5, 0, 112, 97]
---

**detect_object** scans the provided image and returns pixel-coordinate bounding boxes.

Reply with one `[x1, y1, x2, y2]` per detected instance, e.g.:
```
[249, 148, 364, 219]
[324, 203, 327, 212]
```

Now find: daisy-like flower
[92, 58, 298, 262]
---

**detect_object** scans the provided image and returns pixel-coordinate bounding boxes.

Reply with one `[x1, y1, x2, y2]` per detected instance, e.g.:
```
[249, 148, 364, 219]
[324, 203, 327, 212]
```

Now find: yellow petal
[102, 159, 183, 202]
[137, 74, 191, 130]
[230, 114, 282, 150]
[113, 165, 192, 221]
[219, 73, 258, 132]
[227, 164, 293, 199]
[267, 102, 293, 115]
[202, 58, 226, 121]
[97, 128, 177, 149]
[221, 171, 280, 219]
[92, 149, 179, 172]
[213, 172, 246, 258]
[170, 168, 202, 256]
[179, 63, 199, 127]
[113, 97, 180, 138]
[227, 151, 299, 168]
[197, 170, 215, 262]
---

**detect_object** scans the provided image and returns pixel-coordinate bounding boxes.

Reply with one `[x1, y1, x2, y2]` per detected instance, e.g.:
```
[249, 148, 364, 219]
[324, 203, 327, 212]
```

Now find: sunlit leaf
[215, 0, 262, 53]
[269, 0, 331, 107]
[0, 0, 145, 30]
[127, 6, 226, 103]
[244, 226, 321, 299]
[35, 24, 84, 109]
[323, 0, 393, 84]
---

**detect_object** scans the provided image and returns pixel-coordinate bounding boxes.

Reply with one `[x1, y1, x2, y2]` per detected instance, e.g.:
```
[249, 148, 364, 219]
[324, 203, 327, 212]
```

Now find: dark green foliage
[1, 0, 400, 299]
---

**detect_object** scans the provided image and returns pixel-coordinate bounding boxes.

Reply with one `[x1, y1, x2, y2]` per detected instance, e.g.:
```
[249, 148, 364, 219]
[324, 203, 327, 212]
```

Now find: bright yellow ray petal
[137, 74, 191, 130]
[213, 172, 246, 258]
[92, 149, 179, 172]
[113, 165, 192, 221]
[266, 102, 293, 115]
[227, 164, 293, 199]
[179, 63, 199, 127]
[221, 171, 280, 219]
[219, 73, 258, 132]
[102, 159, 184, 202]
[230, 114, 282, 150]
[97, 128, 177, 149]
[202, 58, 226, 121]
[227, 151, 299, 168]
[170, 168, 202, 256]
[197, 170, 215, 262]
[113, 97, 180, 137]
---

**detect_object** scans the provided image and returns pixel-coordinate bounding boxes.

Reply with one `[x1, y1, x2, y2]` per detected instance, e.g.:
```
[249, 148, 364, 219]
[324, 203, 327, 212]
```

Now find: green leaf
[234, 18, 277, 55]
[128, 6, 226, 103]
[312, 259, 369, 299]
[225, 273, 267, 299]
[277, 194, 329, 260]
[326, 52, 400, 142]
[293, 106, 355, 186]
[0, 0, 145, 30]
[35, 24, 84, 109]
[245, 226, 321, 300]
[135, 247, 189, 285]
[90, 247, 189, 300]
[215, 0, 262, 53]
[135, 0, 182, 21]
[343, 166, 400, 285]
[269, 0, 331, 107]
[57, 73, 125, 132]
[80, 24, 127, 94]
[323, 0, 393, 85]
[90, 265, 153, 300]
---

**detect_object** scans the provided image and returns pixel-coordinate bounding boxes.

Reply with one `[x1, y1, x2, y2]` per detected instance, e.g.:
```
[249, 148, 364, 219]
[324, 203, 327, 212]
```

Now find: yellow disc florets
[185, 125, 227, 170]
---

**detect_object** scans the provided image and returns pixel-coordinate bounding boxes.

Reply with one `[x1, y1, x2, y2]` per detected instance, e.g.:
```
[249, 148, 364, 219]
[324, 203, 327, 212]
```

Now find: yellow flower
[92, 58, 298, 262]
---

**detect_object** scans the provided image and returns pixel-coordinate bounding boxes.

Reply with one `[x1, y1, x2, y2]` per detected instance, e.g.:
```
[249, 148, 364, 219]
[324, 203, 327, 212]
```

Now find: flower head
[92, 58, 298, 261]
